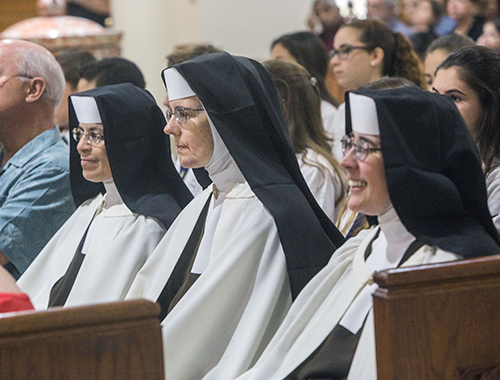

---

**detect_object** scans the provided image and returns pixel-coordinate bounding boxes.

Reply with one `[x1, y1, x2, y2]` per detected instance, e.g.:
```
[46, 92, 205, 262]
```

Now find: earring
[370, 61, 375, 66]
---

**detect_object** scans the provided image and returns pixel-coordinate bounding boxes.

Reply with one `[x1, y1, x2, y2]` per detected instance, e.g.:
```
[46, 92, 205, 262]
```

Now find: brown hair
[166, 44, 223, 66]
[271, 31, 338, 107]
[56, 50, 96, 89]
[344, 19, 427, 89]
[263, 59, 346, 206]
[425, 33, 475, 57]
[437, 46, 500, 174]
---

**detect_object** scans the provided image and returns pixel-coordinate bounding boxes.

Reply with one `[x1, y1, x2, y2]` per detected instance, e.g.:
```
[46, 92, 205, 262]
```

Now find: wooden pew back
[0, 299, 164, 380]
[373, 255, 500, 380]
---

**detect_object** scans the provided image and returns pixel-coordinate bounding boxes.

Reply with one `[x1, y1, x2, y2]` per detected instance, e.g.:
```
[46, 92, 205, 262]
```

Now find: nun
[236, 86, 500, 380]
[125, 52, 345, 380]
[18, 83, 192, 309]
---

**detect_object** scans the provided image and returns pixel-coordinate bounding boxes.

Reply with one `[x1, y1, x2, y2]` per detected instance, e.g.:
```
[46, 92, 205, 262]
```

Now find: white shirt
[321, 100, 344, 162]
[297, 148, 344, 222]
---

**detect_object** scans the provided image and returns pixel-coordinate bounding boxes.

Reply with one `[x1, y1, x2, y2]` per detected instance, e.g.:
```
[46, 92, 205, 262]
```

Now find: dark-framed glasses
[71, 127, 104, 145]
[0, 74, 34, 88]
[341, 134, 381, 161]
[330, 45, 372, 61]
[166, 106, 204, 124]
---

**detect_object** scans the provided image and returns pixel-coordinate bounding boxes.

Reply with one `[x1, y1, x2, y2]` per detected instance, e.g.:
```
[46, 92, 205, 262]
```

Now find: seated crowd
[1, 1, 500, 378]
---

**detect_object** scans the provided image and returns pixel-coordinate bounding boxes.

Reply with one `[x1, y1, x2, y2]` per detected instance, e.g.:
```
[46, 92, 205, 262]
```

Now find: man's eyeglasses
[341, 134, 381, 161]
[72, 127, 104, 145]
[0, 74, 34, 88]
[166, 106, 204, 124]
[330, 45, 372, 61]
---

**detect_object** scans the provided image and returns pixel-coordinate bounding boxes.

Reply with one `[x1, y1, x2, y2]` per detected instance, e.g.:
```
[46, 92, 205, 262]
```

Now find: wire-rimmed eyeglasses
[341, 134, 381, 161]
[0, 74, 34, 88]
[72, 127, 104, 145]
[166, 106, 204, 124]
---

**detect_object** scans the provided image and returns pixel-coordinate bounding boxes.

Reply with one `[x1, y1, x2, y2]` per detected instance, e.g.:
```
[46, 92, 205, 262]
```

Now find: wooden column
[0, 0, 37, 33]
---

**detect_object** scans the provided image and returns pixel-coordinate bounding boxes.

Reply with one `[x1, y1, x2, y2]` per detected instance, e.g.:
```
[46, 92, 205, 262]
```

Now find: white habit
[237, 207, 460, 380]
[140, 57, 343, 380]
[18, 181, 167, 309]
[126, 181, 292, 380]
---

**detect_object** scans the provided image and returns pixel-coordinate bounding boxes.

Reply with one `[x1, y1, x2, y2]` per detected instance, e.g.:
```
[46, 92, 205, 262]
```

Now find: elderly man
[0, 40, 74, 278]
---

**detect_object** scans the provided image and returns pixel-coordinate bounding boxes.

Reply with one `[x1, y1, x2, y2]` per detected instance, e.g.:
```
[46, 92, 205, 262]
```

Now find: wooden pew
[0, 299, 164, 380]
[373, 255, 500, 380]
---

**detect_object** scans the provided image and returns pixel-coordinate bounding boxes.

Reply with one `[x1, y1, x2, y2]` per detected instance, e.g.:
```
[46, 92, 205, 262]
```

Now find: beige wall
[112, 0, 366, 105]
[111, 0, 314, 106]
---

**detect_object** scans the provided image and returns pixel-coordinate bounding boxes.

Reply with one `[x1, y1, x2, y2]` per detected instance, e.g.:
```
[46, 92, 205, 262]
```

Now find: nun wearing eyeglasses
[18, 83, 193, 309]
[236, 86, 500, 380]
[125, 52, 345, 380]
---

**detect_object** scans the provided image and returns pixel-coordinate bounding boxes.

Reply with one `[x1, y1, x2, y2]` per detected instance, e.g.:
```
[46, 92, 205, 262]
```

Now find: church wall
[111, 0, 312, 105]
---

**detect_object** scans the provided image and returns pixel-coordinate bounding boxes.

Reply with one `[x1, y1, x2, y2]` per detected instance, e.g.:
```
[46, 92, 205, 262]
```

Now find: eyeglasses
[341, 134, 381, 161]
[0, 74, 34, 88]
[166, 106, 204, 124]
[71, 127, 104, 145]
[330, 45, 373, 61]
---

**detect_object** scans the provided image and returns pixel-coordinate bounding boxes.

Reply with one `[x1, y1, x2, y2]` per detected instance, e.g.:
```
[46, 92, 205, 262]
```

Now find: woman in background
[423, 33, 475, 91]
[271, 31, 343, 159]
[264, 59, 346, 223]
[330, 18, 425, 235]
[409, 0, 442, 60]
[433, 46, 500, 233]
[331, 19, 426, 92]
[447, 0, 487, 40]
[477, 17, 500, 50]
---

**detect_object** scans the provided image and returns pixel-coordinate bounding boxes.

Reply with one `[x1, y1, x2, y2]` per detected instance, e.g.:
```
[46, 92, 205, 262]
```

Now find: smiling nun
[236, 86, 500, 380]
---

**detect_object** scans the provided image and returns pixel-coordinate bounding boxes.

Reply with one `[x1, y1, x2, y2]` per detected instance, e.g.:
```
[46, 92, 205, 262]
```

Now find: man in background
[0, 40, 75, 278]
[55, 50, 96, 143]
[77, 56, 146, 92]
[308, 0, 345, 50]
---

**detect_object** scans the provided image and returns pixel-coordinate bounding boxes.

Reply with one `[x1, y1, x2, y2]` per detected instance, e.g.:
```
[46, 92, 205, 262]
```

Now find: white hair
[15, 47, 65, 106]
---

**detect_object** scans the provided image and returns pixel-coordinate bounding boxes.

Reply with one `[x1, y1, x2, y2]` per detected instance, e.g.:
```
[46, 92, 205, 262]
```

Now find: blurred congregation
[0, 0, 500, 379]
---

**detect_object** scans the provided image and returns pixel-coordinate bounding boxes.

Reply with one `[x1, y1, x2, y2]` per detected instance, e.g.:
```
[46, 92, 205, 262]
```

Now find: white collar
[366, 205, 416, 271]
[377, 205, 415, 245]
[204, 117, 245, 199]
[102, 179, 124, 209]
